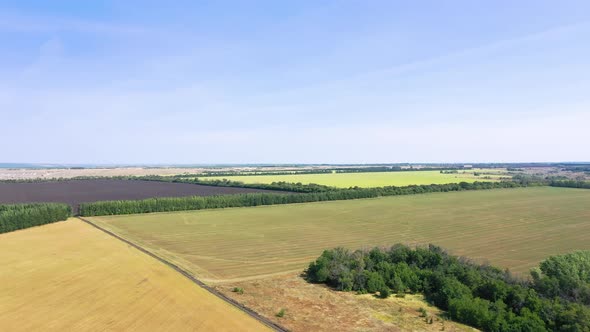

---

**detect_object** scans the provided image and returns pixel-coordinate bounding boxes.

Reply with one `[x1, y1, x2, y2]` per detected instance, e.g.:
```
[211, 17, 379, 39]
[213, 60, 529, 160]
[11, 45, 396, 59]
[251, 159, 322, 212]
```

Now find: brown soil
[0, 179, 285, 213]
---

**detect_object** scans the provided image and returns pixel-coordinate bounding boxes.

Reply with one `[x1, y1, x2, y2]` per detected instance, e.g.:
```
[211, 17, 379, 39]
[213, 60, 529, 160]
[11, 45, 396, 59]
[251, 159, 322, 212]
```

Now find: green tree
[365, 271, 386, 293]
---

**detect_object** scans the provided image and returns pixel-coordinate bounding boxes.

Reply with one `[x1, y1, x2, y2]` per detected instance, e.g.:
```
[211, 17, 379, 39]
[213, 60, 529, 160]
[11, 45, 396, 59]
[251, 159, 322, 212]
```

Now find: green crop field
[88, 187, 590, 282]
[201, 169, 508, 188]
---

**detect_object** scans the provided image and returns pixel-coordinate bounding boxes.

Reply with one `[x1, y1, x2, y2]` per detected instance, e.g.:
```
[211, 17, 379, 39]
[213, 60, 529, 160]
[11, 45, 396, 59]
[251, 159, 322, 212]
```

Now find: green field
[202, 169, 507, 188]
[89, 187, 590, 282]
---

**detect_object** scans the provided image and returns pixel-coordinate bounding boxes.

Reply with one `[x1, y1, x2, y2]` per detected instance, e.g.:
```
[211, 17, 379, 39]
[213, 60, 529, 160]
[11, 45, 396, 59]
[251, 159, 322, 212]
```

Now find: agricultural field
[0, 167, 212, 180]
[89, 186, 590, 282]
[0, 165, 358, 181]
[202, 169, 509, 188]
[0, 219, 270, 331]
[0, 179, 284, 213]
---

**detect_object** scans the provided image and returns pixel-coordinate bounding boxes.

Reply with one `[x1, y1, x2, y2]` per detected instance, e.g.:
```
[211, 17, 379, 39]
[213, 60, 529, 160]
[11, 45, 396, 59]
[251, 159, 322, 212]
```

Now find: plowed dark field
[0, 180, 285, 213]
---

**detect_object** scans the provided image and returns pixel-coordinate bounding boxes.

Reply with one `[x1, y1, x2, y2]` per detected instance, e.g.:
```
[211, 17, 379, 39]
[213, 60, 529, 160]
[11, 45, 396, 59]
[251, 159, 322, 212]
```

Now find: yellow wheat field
[0, 219, 270, 331]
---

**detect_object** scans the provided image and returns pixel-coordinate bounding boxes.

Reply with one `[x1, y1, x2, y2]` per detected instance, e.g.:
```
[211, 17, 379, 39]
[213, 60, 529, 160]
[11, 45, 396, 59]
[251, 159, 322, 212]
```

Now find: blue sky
[1, 1, 589, 164]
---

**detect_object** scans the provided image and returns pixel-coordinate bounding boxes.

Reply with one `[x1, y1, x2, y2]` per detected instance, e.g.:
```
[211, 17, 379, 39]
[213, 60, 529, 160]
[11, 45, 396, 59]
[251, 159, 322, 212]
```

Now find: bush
[232, 287, 244, 294]
[378, 287, 391, 299]
[448, 297, 492, 328]
[365, 271, 386, 293]
[276, 308, 286, 318]
[532, 251, 590, 305]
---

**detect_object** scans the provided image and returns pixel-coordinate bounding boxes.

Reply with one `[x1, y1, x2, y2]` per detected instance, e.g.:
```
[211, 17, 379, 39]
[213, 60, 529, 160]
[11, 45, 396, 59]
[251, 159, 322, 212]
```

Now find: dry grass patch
[215, 273, 476, 332]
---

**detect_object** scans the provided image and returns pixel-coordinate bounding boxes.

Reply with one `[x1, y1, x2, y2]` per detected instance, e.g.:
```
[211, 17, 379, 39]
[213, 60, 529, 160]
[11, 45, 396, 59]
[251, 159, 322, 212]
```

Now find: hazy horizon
[1, 161, 589, 169]
[2, 1, 589, 164]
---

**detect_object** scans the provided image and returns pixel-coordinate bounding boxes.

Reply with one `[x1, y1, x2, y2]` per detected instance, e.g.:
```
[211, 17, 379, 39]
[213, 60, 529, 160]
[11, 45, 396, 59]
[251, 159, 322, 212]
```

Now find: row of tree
[509, 175, 590, 189]
[0, 175, 338, 192]
[79, 181, 522, 216]
[159, 174, 588, 192]
[0, 175, 126, 183]
[157, 177, 335, 192]
[549, 180, 590, 189]
[171, 166, 466, 178]
[0, 203, 71, 233]
[306, 245, 590, 331]
[440, 170, 459, 174]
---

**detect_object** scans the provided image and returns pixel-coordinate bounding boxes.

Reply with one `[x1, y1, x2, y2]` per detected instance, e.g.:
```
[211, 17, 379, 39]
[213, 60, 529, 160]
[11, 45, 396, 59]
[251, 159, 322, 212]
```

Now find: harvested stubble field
[0, 179, 284, 213]
[89, 187, 590, 282]
[203, 169, 507, 188]
[0, 219, 270, 331]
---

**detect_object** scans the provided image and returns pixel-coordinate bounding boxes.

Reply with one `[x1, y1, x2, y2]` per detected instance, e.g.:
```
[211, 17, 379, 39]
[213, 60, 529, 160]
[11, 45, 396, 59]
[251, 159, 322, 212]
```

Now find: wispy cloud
[365, 21, 590, 79]
[262, 20, 590, 99]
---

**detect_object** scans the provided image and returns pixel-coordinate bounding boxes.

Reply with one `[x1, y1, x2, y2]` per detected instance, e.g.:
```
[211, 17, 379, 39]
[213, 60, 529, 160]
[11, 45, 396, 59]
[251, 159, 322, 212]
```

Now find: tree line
[549, 180, 590, 189]
[306, 245, 590, 331]
[0, 176, 126, 183]
[144, 176, 337, 192]
[171, 166, 467, 178]
[0, 203, 71, 233]
[79, 181, 522, 216]
[0, 175, 339, 192]
[510, 175, 590, 189]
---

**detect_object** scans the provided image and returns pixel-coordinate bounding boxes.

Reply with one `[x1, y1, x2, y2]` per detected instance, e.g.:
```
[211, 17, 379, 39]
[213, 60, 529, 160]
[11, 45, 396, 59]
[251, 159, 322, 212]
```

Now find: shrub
[365, 271, 386, 293]
[378, 287, 391, 299]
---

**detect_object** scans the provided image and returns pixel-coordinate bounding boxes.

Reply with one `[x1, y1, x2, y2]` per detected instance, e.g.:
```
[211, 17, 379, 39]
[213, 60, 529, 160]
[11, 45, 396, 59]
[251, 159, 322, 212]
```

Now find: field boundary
[80, 181, 524, 216]
[76, 217, 288, 332]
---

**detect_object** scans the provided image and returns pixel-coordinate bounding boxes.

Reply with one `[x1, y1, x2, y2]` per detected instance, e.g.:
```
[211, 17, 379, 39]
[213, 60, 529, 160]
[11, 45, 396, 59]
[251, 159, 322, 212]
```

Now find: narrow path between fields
[77, 217, 288, 332]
